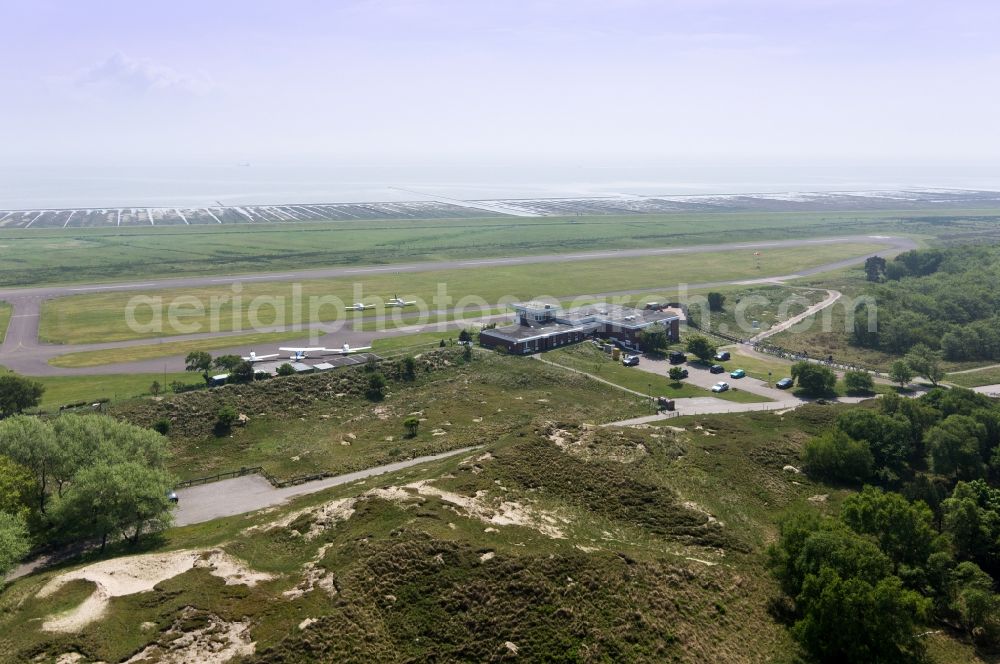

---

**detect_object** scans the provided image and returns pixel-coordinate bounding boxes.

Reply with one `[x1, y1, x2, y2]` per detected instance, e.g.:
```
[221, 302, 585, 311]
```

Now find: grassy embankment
[111, 348, 650, 481]
[40, 242, 882, 345]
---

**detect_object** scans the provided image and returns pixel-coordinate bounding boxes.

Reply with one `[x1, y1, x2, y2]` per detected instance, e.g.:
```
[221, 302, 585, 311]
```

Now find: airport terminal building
[479, 302, 680, 355]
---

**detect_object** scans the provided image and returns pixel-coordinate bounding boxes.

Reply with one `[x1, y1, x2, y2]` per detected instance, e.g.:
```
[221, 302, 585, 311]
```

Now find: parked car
[714, 350, 731, 361]
[622, 355, 640, 366]
[776, 377, 794, 389]
[730, 368, 746, 379]
[709, 364, 725, 374]
[668, 351, 687, 364]
[711, 381, 730, 393]
[672, 368, 689, 378]
[167, 490, 179, 503]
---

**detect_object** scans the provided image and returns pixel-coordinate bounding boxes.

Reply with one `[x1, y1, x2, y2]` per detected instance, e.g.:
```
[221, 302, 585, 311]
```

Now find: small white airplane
[332, 343, 372, 355]
[385, 294, 416, 307]
[346, 302, 376, 311]
[277, 344, 372, 360]
[278, 346, 327, 361]
[242, 350, 279, 363]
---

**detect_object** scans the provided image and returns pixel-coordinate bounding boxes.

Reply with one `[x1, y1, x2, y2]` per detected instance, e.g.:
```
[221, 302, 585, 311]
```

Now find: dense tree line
[781, 389, 1000, 658]
[855, 246, 1000, 360]
[0, 414, 174, 578]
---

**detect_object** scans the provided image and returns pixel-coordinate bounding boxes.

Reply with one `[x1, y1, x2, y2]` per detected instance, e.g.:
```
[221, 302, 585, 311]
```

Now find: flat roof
[559, 303, 678, 329]
[252, 353, 379, 374]
[512, 301, 560, 312]
[482, 321, 597, 343]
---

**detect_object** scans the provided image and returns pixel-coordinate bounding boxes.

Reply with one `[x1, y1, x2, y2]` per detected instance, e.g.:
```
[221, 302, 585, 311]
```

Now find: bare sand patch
[37, 550, 273, 632]
[405, 481, 567, 538]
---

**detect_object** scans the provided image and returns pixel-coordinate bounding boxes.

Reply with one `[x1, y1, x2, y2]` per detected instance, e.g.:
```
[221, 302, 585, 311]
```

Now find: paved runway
[0, 235, 916, 376]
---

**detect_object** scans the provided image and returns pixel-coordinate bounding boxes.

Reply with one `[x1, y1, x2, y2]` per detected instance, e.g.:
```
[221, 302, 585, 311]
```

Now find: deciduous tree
[185, 351, 213, 384]
[0, 511, 29, 579]
[926, 415, 987, 479]
[685, 335, 716, 362]
[232, 360, 255, 384]
[905, 344, 945, 386]
[802, 430, 872, 483]
[844, 370, 874, 395]
[791, 361, 836, 397]
[0, 374, 45, 418]
[889, 360, 912, 388]
[707, 292, 726, 311]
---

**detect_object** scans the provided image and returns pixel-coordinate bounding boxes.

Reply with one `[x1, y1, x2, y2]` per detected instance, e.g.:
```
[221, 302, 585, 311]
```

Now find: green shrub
[802, 430, 872, 483]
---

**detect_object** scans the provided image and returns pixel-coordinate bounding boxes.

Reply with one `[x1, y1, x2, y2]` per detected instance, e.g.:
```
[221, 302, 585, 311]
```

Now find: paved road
[0, 235, 916, 376]
[173, 446, 480, 527]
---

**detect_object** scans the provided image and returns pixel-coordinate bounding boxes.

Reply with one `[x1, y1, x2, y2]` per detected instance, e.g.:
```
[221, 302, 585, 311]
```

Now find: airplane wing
[247, 353, 279, 361]
[336, 345, 372, 354]
[279, 347, 326, 352]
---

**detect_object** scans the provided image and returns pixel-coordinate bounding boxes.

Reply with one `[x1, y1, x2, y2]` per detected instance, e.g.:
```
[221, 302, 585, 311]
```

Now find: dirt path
[749, 289, 841, 343]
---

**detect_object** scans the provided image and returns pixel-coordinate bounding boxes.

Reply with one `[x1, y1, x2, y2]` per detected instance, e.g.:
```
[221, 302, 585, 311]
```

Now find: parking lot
[633, 353, 803, 405]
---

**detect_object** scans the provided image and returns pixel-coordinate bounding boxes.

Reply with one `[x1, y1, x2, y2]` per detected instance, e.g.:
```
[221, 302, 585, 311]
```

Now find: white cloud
[75, 52, 214, 97]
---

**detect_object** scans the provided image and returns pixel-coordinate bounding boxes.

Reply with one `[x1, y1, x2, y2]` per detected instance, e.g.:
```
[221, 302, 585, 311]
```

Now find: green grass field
[47, 330, 334, 368]
[1, 207, 985, 288]
[0, 301, 10, 343]
[714, 345, 796, 383]
[370, 330, 462, 355]
[39, 242, 881, 345]
[688, 285, 830, 339]
[765, 269, 906, 370]
[0, 367, 202, 410]
[946, 365, 1000, 388]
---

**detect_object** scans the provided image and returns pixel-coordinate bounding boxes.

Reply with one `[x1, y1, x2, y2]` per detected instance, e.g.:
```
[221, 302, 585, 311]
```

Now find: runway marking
[204, 208, 223, 224]
[210, 274, 294, 282]
[116, 209, 122, 226]
[11, 313, 39, 318]
[462, 258, 522, 265]
[62, 210, 77, 228]
[146, 208, 156, 226]
[175, 209, 190, 225]
[69, 282, 157, 292]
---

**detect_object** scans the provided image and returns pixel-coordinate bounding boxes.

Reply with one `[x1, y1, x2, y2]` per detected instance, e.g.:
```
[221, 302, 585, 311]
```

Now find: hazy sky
[1, 0, 998, 184]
